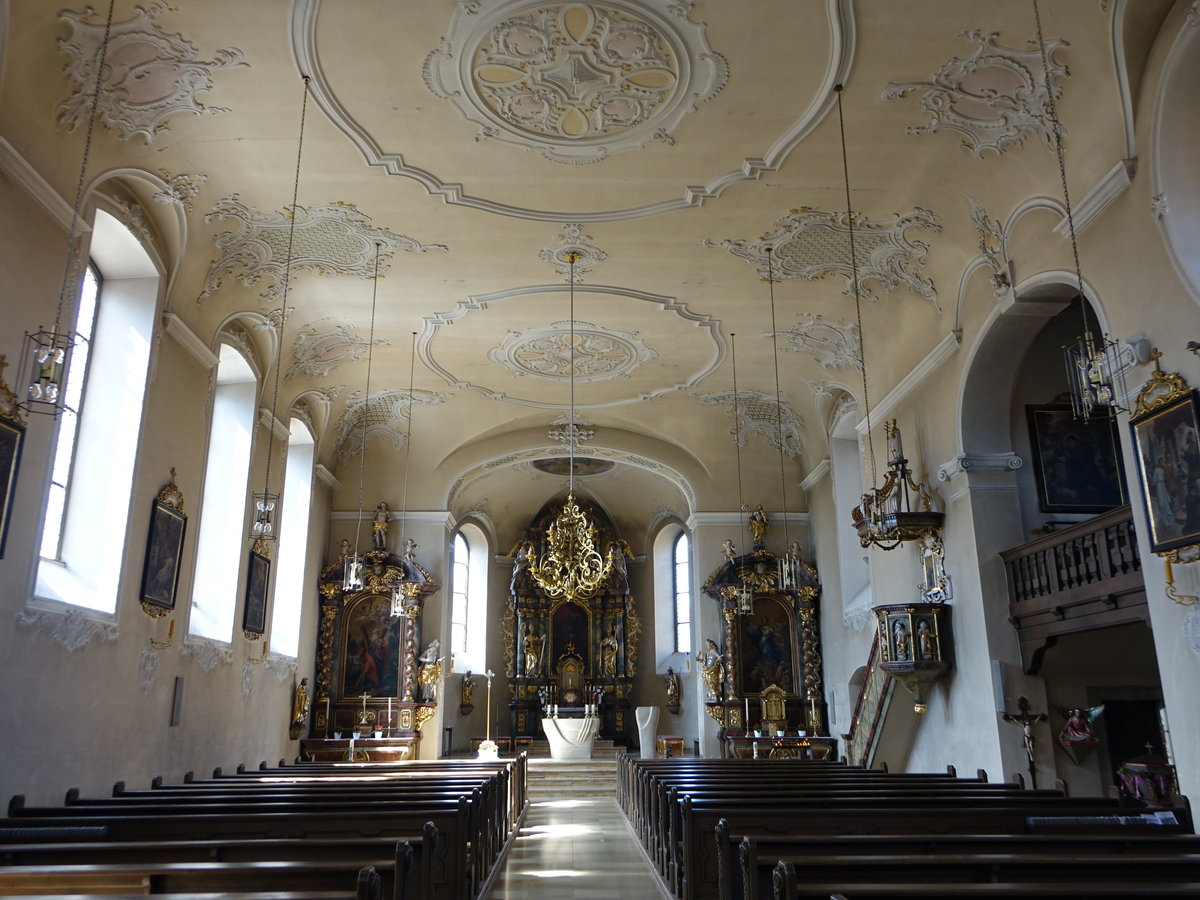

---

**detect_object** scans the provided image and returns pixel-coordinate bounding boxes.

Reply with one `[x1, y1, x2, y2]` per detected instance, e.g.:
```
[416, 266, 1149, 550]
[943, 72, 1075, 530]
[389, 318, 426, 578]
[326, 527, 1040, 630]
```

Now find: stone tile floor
[487, 796, 668, 900]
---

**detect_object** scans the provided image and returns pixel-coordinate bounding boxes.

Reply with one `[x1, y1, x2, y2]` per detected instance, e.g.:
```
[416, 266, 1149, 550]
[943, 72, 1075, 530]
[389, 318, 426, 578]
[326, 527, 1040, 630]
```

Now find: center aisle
[487, 756, 669, 900]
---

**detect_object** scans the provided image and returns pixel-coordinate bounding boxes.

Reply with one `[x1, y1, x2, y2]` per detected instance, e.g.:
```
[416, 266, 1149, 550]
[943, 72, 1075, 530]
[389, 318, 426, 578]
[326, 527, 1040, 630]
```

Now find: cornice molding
[163, 312, 219, 369]
[258, 408, 290, 440]
[313, 464, 339, 490]
[1051, 159, 1135, 237]
[855, 331, 960, 435]
[937, 452, 1023, 483]
[329, 509, 452, 529]
[800, 458, 831, 491]
[688, 510, 810, 529]
[0, 137, 90, 233]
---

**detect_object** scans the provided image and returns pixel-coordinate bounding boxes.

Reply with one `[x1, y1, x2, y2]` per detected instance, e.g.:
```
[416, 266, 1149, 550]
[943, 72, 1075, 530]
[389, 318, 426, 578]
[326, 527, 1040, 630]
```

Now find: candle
[386, 697, 392, 732]
[745, 697, 750, 729]
[167, 619, 175, 639]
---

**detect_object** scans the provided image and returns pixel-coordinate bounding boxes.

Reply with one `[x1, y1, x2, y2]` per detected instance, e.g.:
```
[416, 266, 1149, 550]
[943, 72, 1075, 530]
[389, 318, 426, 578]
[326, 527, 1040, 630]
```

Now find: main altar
[505, 493, 640, 746]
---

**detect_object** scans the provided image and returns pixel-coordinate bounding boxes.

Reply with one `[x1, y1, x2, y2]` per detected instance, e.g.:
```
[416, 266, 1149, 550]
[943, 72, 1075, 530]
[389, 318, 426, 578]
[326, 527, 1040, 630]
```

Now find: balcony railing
[1001, 505, 1147, 672]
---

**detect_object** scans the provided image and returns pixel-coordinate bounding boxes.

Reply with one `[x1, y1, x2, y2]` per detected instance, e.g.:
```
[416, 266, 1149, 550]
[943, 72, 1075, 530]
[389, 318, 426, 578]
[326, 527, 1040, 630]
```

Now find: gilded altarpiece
[302, 549, 440, 759]
[506, 495, 640, 745]
[702, 549, 835, 759]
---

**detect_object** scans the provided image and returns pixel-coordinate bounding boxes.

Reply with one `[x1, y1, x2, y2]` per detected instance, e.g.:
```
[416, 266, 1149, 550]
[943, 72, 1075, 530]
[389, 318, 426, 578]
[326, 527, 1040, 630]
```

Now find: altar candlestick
[745, 697, 750, 729]
[386, 697, 392, 732]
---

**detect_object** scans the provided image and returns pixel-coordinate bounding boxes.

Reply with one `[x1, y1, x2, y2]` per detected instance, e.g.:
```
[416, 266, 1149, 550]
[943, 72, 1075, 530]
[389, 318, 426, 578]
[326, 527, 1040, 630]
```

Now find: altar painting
[741, 596, 795, 694]
[551, 600, 590, 668]
[341, 594, 402, 697]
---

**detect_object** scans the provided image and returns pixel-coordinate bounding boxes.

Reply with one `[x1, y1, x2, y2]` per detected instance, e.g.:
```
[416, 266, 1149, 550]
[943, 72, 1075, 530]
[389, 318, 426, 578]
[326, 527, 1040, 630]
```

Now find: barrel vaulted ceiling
[1, 0, 1167, 535]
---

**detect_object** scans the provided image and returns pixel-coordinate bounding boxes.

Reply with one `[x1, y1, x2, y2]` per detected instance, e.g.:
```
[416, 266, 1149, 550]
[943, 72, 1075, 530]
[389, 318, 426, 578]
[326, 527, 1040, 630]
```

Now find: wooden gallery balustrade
[1001, 505, 1147, 673]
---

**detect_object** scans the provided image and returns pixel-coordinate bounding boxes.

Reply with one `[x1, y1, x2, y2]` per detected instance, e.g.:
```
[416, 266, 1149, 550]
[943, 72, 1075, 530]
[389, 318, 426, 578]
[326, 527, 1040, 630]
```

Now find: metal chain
[54, 0, 116, 332]
[260, 76, 310, 509]
[400, 330, 417, 545]
[766, 248, 790, 550]
[836, 84, 878, 489]
[353, 243, 382, 560]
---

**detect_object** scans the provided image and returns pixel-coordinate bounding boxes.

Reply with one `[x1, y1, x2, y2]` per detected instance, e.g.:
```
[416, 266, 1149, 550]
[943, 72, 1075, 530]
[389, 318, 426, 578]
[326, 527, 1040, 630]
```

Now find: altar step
[527, 738, 624, 759]
[526, 757, 620, 801]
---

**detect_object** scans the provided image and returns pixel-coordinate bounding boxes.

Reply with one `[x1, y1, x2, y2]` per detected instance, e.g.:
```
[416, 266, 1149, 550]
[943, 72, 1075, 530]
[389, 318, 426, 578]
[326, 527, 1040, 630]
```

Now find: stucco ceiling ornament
[198, 196, 447, 305]
[773, 313, 861, 370]
[286, 322, 390, 381]
[489, 320, 657, 382]
[549, 411, 596, 446]
[883, 30, 1068, 159]
[56, 4, 247, 144]
[695, 388, 804, 459]
[704, 207, 943, 309]
[540, 224, 607, 281]
[108, 196, 153, 245]
[335, 388, 451, 461]
[803, 379, 837, 400]
[255, 307, 296, 335]
[423, 0, 727, 164]
[153, 170, 207, 213]
[965, 193, 1012, 297]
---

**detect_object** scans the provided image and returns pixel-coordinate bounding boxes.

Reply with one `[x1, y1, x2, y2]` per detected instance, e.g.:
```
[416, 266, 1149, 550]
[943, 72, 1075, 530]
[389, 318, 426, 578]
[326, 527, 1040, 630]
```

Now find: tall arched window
[269, 417, 315, 658]
[673, 532, 692, 654]
[450, 523, 488, 673]
[189, 343, 257, 641]
[35, 209, 158, 614]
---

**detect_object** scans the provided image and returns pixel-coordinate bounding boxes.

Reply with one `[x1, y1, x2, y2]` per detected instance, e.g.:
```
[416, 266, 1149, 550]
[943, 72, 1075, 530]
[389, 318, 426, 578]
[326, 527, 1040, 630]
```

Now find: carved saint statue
[461, 671, 474, 706]
[372, 501, 390, 551]
[339, 538, 352, 559]
[600, 624, 620, 677]
[664, 667, 681, 713]
[696, 638, 724, 701]
[747, 505, 769, 547]
[416, 640, 443, 703]
[511, 541, 535, 596]
[523, 625, 544, 677]
[722, 539, 736, 560]
[292, 677, 311, 726]
[892, 620, 910, 661]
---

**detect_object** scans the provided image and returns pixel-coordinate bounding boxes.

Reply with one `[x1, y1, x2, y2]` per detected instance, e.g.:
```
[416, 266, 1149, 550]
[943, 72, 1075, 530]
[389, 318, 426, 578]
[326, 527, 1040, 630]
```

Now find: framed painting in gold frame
[140, 499, 187, 612]
[1130, 386, 1200, 555]
[0, 415, 23, 559]
[243, 548, 270, 638]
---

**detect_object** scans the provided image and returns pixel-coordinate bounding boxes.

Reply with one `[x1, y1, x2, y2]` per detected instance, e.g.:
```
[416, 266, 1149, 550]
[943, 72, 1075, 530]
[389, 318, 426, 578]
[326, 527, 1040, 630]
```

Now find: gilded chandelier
[529, 491, 613, 602]
[529, 252, 613, 602]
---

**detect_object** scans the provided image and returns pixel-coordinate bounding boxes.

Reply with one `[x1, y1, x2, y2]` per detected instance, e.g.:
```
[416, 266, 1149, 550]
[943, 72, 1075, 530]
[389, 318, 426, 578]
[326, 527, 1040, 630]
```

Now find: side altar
[505, 493, 640, 747]
[301, 523, 442, 759]
[699, 510, 834, 760]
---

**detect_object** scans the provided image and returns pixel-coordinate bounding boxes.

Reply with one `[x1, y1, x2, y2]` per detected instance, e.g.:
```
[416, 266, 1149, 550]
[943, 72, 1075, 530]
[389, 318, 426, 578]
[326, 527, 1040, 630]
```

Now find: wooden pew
[776, 860, 1200, 899]
[725, 829, 1200, 900]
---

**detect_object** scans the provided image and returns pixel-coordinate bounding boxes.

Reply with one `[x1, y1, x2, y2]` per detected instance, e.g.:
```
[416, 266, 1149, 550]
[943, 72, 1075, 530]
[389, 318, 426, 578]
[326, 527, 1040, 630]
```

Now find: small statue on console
[747, 504, 769, 548]
[664, 667, 680, 714]
[372, 501, 390, 551]
[697, 638, 724, 701]
[459, 671, 475, 716]
[292, 677, 311, 726]
[417, 640, 444, 702]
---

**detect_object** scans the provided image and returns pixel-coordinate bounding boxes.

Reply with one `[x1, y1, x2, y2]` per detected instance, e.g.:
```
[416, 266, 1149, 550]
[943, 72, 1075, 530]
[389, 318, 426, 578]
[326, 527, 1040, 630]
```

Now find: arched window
[35, 209, 158, 614]
[450, 523, 487, 673]
[189, 343, 257, 641]
[673, 532, 692, 654]
[269, 417, 315, 657]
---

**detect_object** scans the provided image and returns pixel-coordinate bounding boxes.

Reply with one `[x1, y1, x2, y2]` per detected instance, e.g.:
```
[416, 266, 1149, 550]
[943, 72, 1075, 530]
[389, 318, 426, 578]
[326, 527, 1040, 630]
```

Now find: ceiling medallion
[539, 224, 607, 281]
[703, 206, 943, 309]
[423, 0, 727, 163]
[883, 29, 1068, 159]
[488, 320, 657, 383]
[57, 4, 247, 144]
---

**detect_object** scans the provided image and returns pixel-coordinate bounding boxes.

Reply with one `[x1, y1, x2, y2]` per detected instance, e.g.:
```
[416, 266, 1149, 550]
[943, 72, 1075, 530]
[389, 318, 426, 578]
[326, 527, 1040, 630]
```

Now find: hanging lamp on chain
[342, 242, 384, 594]
[20, 0, 116, 417]
[528, 253, 613, 603]
[834, 85, 944, 551]
[390, 331, 423, 617]
[249, 76, 311, 545]
[1032, 0, 1127, 422]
